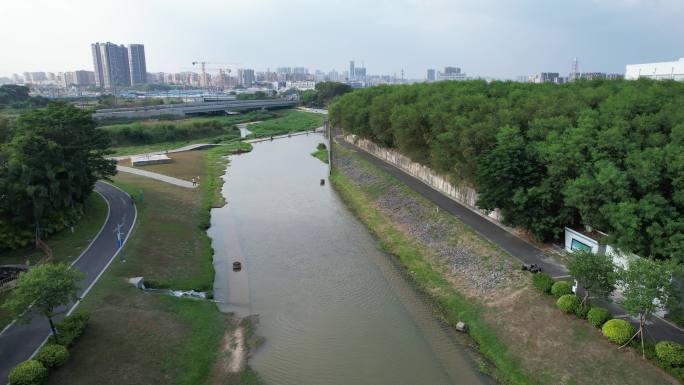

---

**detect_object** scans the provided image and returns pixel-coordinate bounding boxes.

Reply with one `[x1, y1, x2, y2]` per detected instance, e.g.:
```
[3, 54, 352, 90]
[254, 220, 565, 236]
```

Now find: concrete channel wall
[342, 135, 505, 224]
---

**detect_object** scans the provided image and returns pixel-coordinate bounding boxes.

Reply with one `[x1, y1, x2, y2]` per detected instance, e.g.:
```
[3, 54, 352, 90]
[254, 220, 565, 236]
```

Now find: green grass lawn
[46, 144, 259, 385]
[246, 110, 325, 138]
[0, 193, 109, 330]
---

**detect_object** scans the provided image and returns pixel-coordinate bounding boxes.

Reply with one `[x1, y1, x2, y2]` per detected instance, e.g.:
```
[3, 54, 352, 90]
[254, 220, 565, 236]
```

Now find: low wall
[342, 135, 504, 224]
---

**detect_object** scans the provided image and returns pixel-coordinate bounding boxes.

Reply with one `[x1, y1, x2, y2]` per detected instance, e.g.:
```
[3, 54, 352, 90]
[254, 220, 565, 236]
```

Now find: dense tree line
[330, 80, 684, 261]
[0, 85, 49, 109]
[0, 102, 116, 250]
[300, 82, 352, 107]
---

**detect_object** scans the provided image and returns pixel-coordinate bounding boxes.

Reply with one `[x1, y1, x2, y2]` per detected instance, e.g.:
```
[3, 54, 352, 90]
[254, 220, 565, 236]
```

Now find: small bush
[602, 319, 635, 345]
[48, 311, 90, 347]
[551, 281, 573, 298]
[532, 273, 554, 294]
[36, 344, 69, 369]
[574, 302, 591, 319]
[8, 360, 48, 385]
[587, 307, 612, 328]
[317, 143, 327, 151]
[656, 341, 684, 367]
[556, 294, 580, 313]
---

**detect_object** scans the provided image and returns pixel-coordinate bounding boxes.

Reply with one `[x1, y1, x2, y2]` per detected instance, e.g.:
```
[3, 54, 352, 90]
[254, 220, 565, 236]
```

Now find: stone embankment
[335, 147, 521, 295]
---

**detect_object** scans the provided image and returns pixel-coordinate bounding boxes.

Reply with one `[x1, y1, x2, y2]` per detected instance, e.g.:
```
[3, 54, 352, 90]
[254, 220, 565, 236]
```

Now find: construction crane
[191, 61, 240, 89]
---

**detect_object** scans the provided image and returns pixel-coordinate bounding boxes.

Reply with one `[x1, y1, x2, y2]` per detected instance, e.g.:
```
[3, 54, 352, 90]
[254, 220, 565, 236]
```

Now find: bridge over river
[92, 99, 297, 120]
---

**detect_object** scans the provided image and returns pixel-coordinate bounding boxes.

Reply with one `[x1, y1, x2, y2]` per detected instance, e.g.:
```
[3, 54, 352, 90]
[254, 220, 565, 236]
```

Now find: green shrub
[551, 281, 573, 298]
[602, 319, 635, 345]
[556, 294, 580, 313]
[48, 311, 90, 347]
[656, 341, 684, 367]
[532, 273, 554, 294]
[587, 307, 612, 328]
[574, 302, 591, 319]
[8, 360, 48, 385]
[36, 344, 69, 369]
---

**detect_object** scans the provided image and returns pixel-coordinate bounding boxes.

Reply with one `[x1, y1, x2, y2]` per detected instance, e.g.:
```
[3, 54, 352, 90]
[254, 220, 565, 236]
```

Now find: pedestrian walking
[191, 177, 196, 186]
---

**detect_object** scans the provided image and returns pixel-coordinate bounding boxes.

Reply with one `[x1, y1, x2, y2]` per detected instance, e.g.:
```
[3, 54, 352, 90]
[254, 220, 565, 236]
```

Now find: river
[208, 133, 489, 385]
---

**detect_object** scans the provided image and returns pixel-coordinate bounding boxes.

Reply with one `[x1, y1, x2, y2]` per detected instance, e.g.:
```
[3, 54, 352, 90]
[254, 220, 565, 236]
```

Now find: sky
[1, 0, 683, 79]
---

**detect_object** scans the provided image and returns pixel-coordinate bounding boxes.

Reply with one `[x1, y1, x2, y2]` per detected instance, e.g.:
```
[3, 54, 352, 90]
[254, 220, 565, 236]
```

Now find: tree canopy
[0, 85, 48, 109]
[0, 102, 116, 249]
[300, 82, 352, 107]
[330, 79, 684, 261]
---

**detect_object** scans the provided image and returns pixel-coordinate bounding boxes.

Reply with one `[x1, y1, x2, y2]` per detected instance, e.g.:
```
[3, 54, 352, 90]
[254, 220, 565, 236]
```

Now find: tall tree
[3, 263, 84, 341]
[567, 250, 617, 305]
[617, 258, 680, 358]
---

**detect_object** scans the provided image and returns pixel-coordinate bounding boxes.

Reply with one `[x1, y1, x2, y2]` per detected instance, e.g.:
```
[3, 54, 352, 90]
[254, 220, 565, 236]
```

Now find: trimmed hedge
[602, 319, 635, 345]
[556, 294, 580, 314]
[551, 281, 573, 299]
[656, 341, 684, 367]
[36, 344, 69, 369]
[48, 311, 90, 347]
[574, 302, 591, 319]
[8, 360, 48, 385]
[587, 307, 612, 328]
[532, 273, 554, 294]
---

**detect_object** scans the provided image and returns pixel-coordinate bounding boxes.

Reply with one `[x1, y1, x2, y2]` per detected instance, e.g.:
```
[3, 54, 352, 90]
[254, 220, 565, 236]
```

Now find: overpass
[92, 99, 298, 120]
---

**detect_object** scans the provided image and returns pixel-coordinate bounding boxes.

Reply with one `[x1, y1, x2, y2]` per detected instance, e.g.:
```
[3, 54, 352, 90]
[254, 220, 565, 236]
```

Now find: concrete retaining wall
[343, 135, 504, 224]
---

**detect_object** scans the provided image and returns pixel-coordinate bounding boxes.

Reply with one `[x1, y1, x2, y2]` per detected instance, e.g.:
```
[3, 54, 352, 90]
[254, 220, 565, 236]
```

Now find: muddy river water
[208, 133, 489, 385]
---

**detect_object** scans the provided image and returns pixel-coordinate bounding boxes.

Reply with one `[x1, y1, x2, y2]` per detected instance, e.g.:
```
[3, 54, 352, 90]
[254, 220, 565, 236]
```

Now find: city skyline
[1, 0, 683, 79]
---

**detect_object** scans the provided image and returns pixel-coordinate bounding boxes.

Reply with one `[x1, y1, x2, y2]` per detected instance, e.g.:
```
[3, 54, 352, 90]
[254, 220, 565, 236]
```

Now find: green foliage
[8, 360, 48, 385]
[656, 341, 684, 367]
[236, 91, 273, 100]
[311, 143, 329, 164]
[300, 82, 352, 107]
[551, 280, 573, 298]
[36, 344, 69, 369]
[246, 110, 325, 138]
[587, 307, 612, 328]
[2, 264, 83, 327]
[666, 308, 684, 328]
[574, 302, 591, 319]
[100, 110, 274, 147]
[556, 294, 580, 313]
[602, 319, 635, 345]
[618, 258, 680, 322]
[532, 272, 554, 293]
[0, 102, 116, 250]
[0, 85, 48, 109]
[568, 250, 616, 302]
[330, 79, 684, 258]
[50, 311, 90, 347]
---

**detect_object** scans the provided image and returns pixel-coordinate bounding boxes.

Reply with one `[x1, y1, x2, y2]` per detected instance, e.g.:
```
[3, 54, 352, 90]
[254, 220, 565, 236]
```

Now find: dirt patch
[211, 326, 247, 384]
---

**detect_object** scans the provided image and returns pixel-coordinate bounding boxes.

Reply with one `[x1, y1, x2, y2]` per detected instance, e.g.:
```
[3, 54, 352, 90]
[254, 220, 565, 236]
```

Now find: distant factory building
[625, 58, 684, 81]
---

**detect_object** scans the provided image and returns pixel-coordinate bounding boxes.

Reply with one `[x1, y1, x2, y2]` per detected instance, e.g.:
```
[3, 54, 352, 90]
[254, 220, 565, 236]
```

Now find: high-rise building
[427, 69, 436, 81]
[354, 67, 366, 80]
[437, 67, 467, 81]
[91, 42, 131, 89]
[237, 69, 255, 87]
[349, 60, 355, 81]
[73, 70, 95, 85]
[128, 44, 147, 85]
[570, 58, 579, 82]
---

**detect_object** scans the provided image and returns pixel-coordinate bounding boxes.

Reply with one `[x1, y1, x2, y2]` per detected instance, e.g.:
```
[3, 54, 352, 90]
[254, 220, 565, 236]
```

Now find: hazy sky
[1, 0, 683, 79]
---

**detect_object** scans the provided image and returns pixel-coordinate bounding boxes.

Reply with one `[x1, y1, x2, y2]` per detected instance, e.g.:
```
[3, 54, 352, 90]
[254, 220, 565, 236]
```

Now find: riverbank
[331, 143, 677, 385]
[44, 144, 261, 385]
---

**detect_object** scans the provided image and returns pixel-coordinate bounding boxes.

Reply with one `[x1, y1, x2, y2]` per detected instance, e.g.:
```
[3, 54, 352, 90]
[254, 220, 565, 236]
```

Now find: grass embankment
[246, 110, 325, 138]
[46, 143, 259, 385]
[310, 143, 328, 163]
[331, 143, 677, 385]
[0, 193, 108, 330]
[103, 110, 275, 156]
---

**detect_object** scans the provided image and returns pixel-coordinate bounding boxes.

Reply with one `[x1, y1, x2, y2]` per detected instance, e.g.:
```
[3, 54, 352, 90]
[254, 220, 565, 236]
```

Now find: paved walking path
[338, 139, 684, 344]
[116, 166, 197, 188]
[0, 182, 137, 383]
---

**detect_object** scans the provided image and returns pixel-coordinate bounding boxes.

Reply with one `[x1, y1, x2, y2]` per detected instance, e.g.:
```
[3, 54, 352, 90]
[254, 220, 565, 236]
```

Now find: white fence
[343, 135, 504, 224]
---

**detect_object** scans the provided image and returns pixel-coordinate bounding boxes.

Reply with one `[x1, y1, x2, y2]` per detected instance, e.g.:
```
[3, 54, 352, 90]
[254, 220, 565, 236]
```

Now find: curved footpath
[337, 139, 684, 345]
[0, 181, 137, 383]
